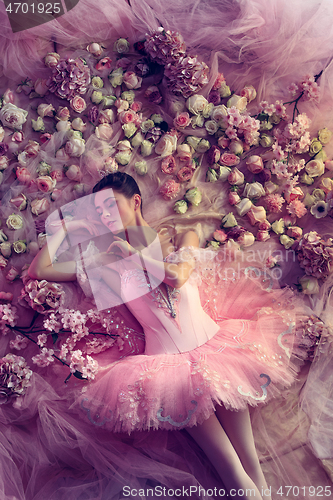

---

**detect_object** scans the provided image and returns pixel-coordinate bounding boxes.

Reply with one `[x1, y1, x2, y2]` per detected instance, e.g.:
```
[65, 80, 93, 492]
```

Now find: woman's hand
[48, 218, 103, 237]
[106, 235, 139, 259]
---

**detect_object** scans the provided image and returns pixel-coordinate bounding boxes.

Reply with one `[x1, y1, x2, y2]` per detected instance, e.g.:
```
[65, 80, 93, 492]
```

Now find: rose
[159, 179, 181, 200]
[34, 79, 49, 96]
[161, 155, 177, 175]
[145, 86, 162, 104]
[176, 144, 192, 162]
[325, 160, 333, 171]
[309, 139, 322, 156]
[228, 168, 244, 186]
[173, 112, 191, 129]
[174, 200, 188, 214]
[37, 103, 55, 118]
[65, 164, 81, 181]
[300, 173, 315, 185]
[305, 159, 325, 177]
[299, 276, 320, 295]
[51, 189, 62, 201]
[109, 68, 123, 87]
[211, 105, 228, 123]
[186, 95, 208, 115]
[115, 151, 132, 165]
[140, 140, 154, 157]
[247, 205, 266, 226]
[243, 182, 265, 199]
[32, 117, 45, 132]
[131, 132, 144, 148]
[25, 140, 40, 157]
[287, 226, 303, 239]
[6, 214, 23, 230]
[227, 95, 247, 112]
[280, 234, 294, 249]
[228, 191, 241, 205]
[228, 140, 243, 155]
[119, 110, 137, 125]
[257, 230, 270, 242]
[44, 52, 60, 68]
[123, 123, 137, 138]
[13, 240, 26, 254]
[264, 181, 278, 195]
[177, 166, 194, 182]
[114, 38, 130, 53]
[213, 229, 227, 243]
[219, 83, 231, 98]
[10, 194, 27, 211]
[258, 219, 271, 231]
[87, 43, 103, 57]
[36, 176, 56, 193]
[319, 177, 333, 193]
[31, 198, 50, 216]
[104, 157, 118, 174]
[0, 103, 28, 130]
[70, 96, 87, 114]
[260, 134, 274, 148]
[98, 109, 114, 124]
[0, 126, 4, 143]
[0, 230, 8, 243]
[283, 214, 296, 227]
[206, 146, 221, 165]
[212, 73, 226, 90]
[134, 161, 147, 176]
[246, 155, 264, 174]
[6, 267, 19, 282]
[56, 122, 71, 136]
[91, 77, 104, 90]
[240, 85, 257, 103]
[238, 231, 255, 247]
[235, 198, 253, 216]
[221, 212, 237, 228]
[220, 153, 240, 167]
[208, 90, 221, 106]
[120, 90, 135, 104]
[318, 127, 332, 144]
[155, 134, 177, 157]
[185, 187, 202, 206]
[284, 187, 304, 203]
[271, 218, 285, 234]
[65, 136, 85, 157]
[218, 136, 230, 149]
[196, 139, 210, 154]
[191, 115, 204, 128]
[91, 91, 103, 105]
[71, 118, 87, 132]
[205, 120, 219, 135]
[95, 57, 112, 71]
[0, 242, 11, 258]
[94, 123, 113, 142]
[16, 167, 31, 184]
[123, 72, 142, 90]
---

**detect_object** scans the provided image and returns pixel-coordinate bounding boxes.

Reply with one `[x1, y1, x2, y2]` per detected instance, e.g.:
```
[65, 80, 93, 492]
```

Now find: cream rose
[280, 234, 294, 249]
[140, 140, 154, 157]
[31, 198, 50, 216]
[196, 139, 210, 154]
[134, 160, 148, 176]
[247, 206, 267, 226]
[65, 164, 81, 181]
[186, 95, 208, 115]
[37, 103, 55, 118]
[243, 182, 266, 199]
[155, 134, 177, 157]
[238, 231, 255, 247]
[131, 132, 145, 148]
[115, 151, 132, 165]
[95, 123, 113, 141]
[221, 212, 237, 228]
[305, 159, 325, 177]
[227, 95, 247, 112]
[318, 127, 332, 145]
[0, 102, 28, 130]
[6, 214, 24, 230]
[211, 105, 228, 123]
[13, 240, 27, 254]
[271, 218, 285, 234]
[205, 120, 219, 135]
[65, 135, 86, 157]
[113, 38, 130, 53]
[123, 123, 137, 138]
[32, 117, 45, 132]
[235, 198, 252, 216]
[0, 242, 11, 258]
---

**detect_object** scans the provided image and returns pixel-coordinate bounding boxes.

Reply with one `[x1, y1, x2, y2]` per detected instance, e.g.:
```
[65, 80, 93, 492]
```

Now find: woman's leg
[215, 405, 272, 500]
[186, 412, 263, 500]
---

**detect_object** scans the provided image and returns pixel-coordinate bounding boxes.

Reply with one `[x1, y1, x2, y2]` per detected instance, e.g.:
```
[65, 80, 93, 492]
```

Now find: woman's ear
[133, 194, 141, 211]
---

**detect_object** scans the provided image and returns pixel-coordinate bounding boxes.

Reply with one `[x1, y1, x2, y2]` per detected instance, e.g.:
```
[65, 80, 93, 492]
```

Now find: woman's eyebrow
[95, 196, 115, 210]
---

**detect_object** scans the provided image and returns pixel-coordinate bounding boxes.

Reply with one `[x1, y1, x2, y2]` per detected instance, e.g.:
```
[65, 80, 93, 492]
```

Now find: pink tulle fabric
[0, 0, 333, 498]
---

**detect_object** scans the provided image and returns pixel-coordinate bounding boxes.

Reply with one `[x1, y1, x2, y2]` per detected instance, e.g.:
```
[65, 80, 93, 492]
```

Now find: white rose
[221, 212, 237, 228]
[190, 115, 204, 128]
[218, 166, 232, 181]
[202, 103, 214, 119]
[211, 105, 228, 123]
[186, 136, 201, 150]
[205, 120, 219, 135]
[155, 134, 177, 157]
[140, 120, 155, 134]
[299, 275, 319, 295]
[305, 159, 325, 177]
[235, 198, 253, 216]
[264, 181, 279, 195]
[0, 126, 4, 142]
[186, 95, 208, 115]
[117, 140, 132, 152]
[238, 231, 255, 247]
[113, 38, 130, 53]
[271, 219, 285, 235]
[115, 150, 132, 165]
[196, 139, 211, 154]
[219, 83, 231, 98]
[140, 140, 153, 157]
[122, 123, 137, 138]
[229, 140, 243, 155]
[185, 187, 202, 206]
[134, 160, 147, 175]
[131, 132, 145, 148]
[31, 117, 45, 132]
[243, 182, 266, 199]
[13, 240, 26, 254]
[72, 118, 87, 132]
[65, 136, 86, 157]
[280, 234, 294, 249]
[0, 103, 28, 130]
[6, 213, 24, 230]
[56, 120, 71, 133]
[227, 95, 247, 112]
[109, 68, 123, 88]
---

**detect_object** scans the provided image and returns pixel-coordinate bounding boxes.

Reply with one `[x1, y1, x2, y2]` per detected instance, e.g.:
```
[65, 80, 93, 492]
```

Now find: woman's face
[94, 188, 137, 233]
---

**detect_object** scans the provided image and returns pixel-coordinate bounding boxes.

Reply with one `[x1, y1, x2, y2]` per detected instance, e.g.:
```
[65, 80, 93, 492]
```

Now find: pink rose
[257, 230, 270, 242]
[173, 112, 191, 130]
[246, 155, 264, 174]
[258, 219, 271, 231]
[213, 229, 228, 243]
[177, 166, 194, 182]
[16, 167, 31, 184]
[3, 89, 15, 104]
[228, 167, 244, 186]
[247, 205, 267, 225]
[145, 86, 162, 104]
[50, 170, 64, 182]
[37, 103, 55, 118]
[12, 131, 24, 142]
[228, 191, 241, 205]
[207, 146, 221, 165]
[95, 57, 112, 71]
[37, 176, 56, 193]
[0, 255, 8, 269]
[10, 193, 27, 210]
[40, 133, 52, 144]
[324, 159, 333, 171]
[131, 101, 142, 112]
[119, 110, 137, 125]
[161, 155, 177, 175]
[31, 198, 50, 216]
[34, 78, 49, 96]
[123, 71, 142, 90]
[0, 291, 13, 300]
[220, 153, 240, 167]
[176, 144, 192, 162]
[240, 85, 257, 103]
[6, 266, 19, 281]
[155, 134, 177, 157]
[56, 107, 70, 121]
[25, 140, 40, 157]
[283, 214, 296, 227]
[212, 73, 226, 90]
[217, 136, 230, 149]
[51, 189, 62, 201]
[159, 179, 181, 200]
[238, 231, 255, 247]
[70, 96, 87, 114]
[65, 164, 81, 181]
[287, 226, 303, 240]
[284, 187, 304, 203]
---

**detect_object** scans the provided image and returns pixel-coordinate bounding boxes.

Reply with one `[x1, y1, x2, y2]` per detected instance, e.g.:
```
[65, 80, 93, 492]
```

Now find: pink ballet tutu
[75, 248, 305, 434]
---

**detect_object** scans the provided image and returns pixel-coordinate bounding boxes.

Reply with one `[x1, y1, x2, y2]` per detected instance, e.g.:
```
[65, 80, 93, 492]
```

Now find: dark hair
[92, 172, 143, 215]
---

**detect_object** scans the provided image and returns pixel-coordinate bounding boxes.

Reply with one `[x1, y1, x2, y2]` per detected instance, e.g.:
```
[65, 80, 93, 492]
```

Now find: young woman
[29, 172, 301, 500]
